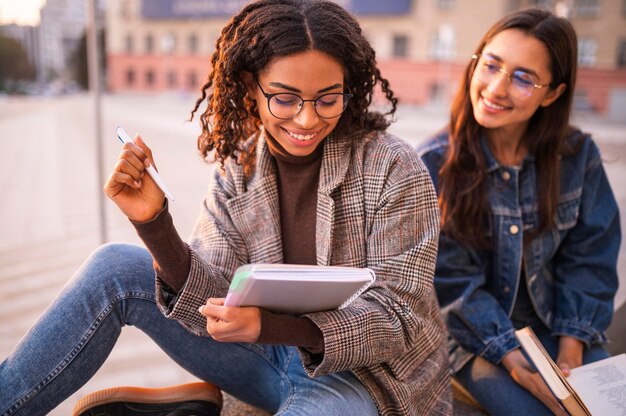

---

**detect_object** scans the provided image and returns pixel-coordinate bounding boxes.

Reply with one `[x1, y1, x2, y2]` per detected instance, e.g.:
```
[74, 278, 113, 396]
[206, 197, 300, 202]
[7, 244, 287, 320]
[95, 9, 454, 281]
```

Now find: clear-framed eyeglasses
[472, 53, 551, 100]
[255, 79, 353, 120]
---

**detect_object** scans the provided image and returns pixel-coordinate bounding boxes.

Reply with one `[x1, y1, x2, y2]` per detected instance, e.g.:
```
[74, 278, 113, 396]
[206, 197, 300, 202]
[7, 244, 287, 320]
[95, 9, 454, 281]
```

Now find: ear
[242, 71, 256, 98]
[540, 83, 566, 107]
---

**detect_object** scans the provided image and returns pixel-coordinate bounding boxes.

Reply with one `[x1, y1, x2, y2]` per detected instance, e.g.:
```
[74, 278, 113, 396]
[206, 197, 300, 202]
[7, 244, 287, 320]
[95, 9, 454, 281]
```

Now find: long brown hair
[189, 0, 397, 176]
[439, 8, 578, 246]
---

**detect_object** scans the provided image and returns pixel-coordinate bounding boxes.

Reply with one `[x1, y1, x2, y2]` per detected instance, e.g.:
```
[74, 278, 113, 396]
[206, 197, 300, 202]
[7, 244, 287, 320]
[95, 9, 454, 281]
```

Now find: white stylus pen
[116, 126, 175, 201]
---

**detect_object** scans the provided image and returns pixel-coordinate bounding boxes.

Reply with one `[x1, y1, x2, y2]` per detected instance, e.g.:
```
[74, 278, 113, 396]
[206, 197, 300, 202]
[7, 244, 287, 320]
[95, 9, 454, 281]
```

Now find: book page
[515, 327, 590, 415]
[515, 328, 571, 399]
[568, 354, 626, 416]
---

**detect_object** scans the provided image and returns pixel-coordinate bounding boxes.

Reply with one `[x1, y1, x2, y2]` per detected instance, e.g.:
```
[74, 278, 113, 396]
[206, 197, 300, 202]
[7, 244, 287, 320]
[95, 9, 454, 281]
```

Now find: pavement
[0, 93, 624, 415]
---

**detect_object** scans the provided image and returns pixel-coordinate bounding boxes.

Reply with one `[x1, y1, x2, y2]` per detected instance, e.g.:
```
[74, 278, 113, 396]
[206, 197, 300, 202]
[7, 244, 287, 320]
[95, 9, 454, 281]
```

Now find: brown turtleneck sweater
[132, 134, 325, 353]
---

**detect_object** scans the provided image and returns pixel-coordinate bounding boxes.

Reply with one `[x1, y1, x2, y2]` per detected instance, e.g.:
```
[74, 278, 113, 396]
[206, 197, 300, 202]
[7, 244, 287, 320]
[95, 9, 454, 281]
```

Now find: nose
[487, 70, 509, 97]
[292, 101, 319, 128]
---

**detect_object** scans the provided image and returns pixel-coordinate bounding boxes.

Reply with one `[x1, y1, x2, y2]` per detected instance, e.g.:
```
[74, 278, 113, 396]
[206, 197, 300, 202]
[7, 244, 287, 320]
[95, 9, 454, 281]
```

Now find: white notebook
[223, 264, 376, 314]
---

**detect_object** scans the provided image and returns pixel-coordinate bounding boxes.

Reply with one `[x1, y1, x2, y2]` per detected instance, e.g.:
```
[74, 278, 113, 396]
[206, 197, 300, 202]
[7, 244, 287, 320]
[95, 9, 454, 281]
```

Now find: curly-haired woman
[1, 1, 451, 415]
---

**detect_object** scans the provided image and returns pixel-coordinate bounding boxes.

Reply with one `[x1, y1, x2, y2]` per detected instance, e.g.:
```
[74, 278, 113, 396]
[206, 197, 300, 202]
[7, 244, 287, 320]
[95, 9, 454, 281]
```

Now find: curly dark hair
[189, 0, 397, 176]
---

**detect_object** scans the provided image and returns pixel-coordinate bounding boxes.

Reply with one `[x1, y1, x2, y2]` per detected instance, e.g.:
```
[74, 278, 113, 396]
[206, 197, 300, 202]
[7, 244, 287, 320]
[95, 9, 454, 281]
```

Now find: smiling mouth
[284, 128, 319, 142]
[482, 97, 509, 111]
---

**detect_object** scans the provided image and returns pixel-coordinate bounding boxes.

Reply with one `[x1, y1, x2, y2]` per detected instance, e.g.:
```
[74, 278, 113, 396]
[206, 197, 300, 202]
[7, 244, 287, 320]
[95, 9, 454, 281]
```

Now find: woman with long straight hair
[418, 8, 620, 415]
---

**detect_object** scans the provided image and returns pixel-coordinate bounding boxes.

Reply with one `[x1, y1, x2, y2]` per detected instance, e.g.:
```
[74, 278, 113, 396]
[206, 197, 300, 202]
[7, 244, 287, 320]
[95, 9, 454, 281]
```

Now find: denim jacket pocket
[547, 191, 581, 257]
[554, 192, 581, 231]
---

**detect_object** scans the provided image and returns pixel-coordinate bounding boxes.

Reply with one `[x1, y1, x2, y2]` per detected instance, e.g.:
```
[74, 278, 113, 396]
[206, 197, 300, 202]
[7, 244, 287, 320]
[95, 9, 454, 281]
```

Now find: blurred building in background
[2, 0, 626, 117]
[37, 0, 87, 81]
[0, 23, 41, 70]
[104, 0, 626, 118]
[1, 0, 105, 92]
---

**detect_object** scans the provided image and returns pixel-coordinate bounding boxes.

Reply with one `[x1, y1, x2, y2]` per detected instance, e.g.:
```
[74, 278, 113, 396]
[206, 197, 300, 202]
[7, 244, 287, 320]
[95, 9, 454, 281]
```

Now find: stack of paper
[223, 264, 376, 314]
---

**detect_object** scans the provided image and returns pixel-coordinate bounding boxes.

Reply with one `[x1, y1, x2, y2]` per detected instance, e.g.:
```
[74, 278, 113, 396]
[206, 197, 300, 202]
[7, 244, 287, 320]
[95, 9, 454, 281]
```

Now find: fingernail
[198, 305, 204, 314]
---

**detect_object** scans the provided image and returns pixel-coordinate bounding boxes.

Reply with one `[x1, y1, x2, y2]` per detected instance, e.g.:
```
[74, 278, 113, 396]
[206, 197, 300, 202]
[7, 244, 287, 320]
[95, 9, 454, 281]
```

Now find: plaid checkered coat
[156, 130, 452, 415]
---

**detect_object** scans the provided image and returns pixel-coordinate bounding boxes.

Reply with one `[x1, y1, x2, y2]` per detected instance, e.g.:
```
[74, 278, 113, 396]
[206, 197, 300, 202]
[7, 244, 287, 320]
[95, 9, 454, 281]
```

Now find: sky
[0, 0, 46, 25]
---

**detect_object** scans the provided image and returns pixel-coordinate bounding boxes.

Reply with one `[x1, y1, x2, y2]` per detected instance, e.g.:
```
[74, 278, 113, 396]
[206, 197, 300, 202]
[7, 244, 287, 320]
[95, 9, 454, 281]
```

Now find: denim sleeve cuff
[479, 329, 521, 365]
[551, 319, 608, 347]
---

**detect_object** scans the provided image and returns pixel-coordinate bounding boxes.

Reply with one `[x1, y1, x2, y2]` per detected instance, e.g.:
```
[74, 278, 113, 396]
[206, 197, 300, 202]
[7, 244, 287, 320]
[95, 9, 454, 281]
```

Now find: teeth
[287, 130, 317, 141]
[483, 97, 506, 110]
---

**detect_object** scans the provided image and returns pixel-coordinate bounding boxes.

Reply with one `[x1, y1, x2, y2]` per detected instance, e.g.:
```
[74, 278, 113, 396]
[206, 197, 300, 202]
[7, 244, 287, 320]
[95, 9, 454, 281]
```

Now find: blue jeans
[455, 318, 610, 416]
[0, 243, 378, 416]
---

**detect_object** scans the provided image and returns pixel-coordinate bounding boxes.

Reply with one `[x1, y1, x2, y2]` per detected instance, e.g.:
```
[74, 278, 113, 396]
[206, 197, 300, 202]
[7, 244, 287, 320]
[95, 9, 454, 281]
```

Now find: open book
[223, 264, 375, 314]
[515, 326, 626, 416]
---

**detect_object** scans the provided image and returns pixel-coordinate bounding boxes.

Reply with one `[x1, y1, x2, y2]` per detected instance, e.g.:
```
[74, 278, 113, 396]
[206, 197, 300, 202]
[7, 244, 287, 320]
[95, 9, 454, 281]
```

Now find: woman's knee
[457, 356, 552, 415]
[70, 242, 154, 292]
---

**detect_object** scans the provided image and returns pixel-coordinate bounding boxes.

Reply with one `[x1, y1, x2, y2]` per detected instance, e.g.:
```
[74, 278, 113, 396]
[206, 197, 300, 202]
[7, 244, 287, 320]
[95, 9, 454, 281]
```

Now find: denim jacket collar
[480, 134, 535, 173]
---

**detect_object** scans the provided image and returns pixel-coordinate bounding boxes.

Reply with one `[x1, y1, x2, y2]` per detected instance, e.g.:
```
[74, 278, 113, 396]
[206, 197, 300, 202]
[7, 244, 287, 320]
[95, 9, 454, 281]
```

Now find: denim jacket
[417, 129, 620, 371]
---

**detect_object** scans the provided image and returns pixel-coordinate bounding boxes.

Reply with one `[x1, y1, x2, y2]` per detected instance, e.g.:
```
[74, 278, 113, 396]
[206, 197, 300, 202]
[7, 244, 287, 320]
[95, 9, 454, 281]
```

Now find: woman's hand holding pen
[104, 134, 165, 222]
[198, 298, 262, 343]
[502, 349, 568, 416]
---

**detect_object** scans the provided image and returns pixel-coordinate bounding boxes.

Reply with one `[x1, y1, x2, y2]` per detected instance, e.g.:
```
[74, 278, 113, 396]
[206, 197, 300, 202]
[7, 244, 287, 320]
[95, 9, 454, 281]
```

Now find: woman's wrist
[501, 348, 525, 373]
[558, 335, 584, 353]
[129, 198, 167, 224]
[557, 336, 584, 374]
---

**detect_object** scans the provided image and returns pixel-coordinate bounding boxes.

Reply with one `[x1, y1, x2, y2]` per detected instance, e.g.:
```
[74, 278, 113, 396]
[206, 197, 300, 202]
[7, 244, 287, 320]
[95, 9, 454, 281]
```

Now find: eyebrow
[483, 53, 541, 78]
[268, 81, 343, 94]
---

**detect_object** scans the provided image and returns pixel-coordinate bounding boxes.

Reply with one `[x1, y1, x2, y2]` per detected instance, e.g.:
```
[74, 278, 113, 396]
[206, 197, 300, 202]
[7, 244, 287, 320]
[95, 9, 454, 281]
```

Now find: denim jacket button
[502, 171, 511, 181]
[509, 224, 519, 235]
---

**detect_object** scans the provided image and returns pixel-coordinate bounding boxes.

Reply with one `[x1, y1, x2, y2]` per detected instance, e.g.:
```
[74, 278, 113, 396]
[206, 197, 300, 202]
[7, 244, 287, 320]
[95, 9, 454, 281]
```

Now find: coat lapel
[227, 131, 353, 266]
[316, 134, 353, 266]
[226, 135, 283, 264]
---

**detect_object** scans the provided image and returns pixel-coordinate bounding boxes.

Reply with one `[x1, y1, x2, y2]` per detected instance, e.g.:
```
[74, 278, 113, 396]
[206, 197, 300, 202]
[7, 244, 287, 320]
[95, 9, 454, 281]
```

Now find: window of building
[437, 0, 455, 10]
[188, 33, 198, 54]
[429, 24, 455, 61]
[125, 35, 133, 54]
[506, 0, 522, 13]
[392, 35, 409, 58]
[578, 37, 597, 67]
[146, 69, 155, 86]
[120, 0, 132, 19]
[145, 34, 154, 53]
[555, 1, 571, 18]
[161, 32, 177, 54]
[618, 39, 626, 68]
[429, 83, 445, 101]
[167, 70, 177, 88]
[573, 89, 594, 111]
[573, 0, 599, 17]
[126, 69, 135, 86]
[530, 0, 553, 9]
[188, 71, 198, 89]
